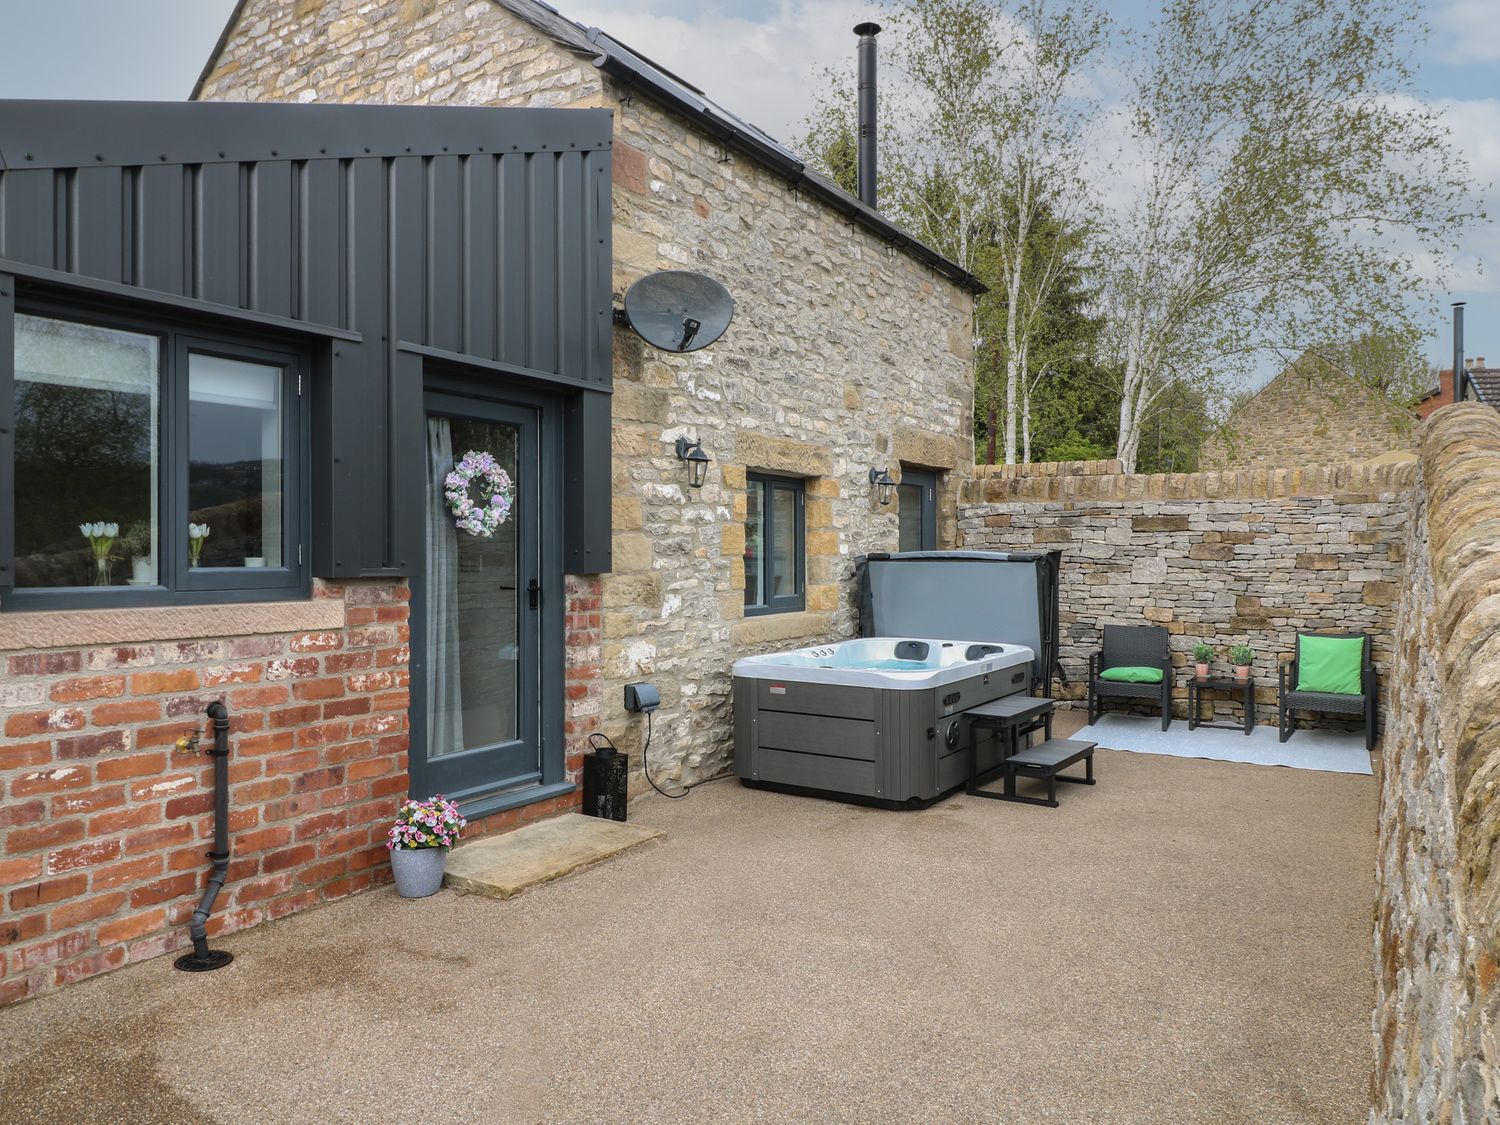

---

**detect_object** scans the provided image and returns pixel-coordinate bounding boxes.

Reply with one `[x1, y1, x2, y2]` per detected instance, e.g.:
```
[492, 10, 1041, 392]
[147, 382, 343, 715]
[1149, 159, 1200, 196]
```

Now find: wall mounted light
[675, 436, 711, 488]
[869, 466, 896, 505]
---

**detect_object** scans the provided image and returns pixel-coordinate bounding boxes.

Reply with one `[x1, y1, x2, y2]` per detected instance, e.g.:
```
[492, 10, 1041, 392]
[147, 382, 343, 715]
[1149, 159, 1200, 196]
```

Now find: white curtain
[425, 417, 465, 759]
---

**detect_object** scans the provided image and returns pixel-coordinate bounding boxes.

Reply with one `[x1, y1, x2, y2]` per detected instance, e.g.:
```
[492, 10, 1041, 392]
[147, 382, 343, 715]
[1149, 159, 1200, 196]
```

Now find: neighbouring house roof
[1419, 364, 1499, 411]
[191, 0, 986, 295]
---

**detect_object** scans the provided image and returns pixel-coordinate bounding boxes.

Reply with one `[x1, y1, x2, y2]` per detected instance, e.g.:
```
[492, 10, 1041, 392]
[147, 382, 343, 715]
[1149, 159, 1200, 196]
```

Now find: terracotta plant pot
[1195, 662, 1209, 679]
[390, 845, 448, 898]
[1234, 664, 1250, 681]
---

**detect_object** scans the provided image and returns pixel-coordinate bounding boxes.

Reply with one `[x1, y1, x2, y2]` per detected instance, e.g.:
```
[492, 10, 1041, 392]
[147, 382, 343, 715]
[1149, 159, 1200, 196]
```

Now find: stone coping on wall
[0, 594, 345, 652]
[964, 458, 1418, 503]
[1417, 404, 1500, 948]
[973, 458, 1123, 478]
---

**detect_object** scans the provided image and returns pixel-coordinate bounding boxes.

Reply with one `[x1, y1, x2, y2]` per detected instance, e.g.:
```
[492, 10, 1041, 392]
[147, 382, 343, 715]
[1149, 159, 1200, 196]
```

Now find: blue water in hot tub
[838, 658, 940, 670]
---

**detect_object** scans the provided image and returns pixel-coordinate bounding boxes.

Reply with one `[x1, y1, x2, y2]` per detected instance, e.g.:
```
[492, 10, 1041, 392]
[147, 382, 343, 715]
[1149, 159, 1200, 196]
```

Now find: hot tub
[732, 637, 1034, 806]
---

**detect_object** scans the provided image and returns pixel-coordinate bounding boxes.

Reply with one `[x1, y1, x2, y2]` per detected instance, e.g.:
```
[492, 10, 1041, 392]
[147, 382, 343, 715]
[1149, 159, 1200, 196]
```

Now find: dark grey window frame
[898, 467, 939, 552]
[1, 292, 311, 612]
[744, 472, 806, 616]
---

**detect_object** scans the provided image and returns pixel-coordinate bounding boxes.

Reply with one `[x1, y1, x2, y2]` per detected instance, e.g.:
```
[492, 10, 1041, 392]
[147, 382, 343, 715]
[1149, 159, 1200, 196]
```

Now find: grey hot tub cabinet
[733, 657, 1032, 807]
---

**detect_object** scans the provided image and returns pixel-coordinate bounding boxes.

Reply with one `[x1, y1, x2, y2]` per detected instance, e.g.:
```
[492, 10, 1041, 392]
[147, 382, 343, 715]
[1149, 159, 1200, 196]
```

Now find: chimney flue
[854, 22, 881, 209]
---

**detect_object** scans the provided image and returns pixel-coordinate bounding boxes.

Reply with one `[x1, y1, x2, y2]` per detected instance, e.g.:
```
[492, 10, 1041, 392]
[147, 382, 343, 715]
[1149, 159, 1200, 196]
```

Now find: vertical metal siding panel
[555, 151, 586, 383]
[1, 170, 57, 268]
[300, 159, 341, 328]
[587, 150, 612, 389]
[71, 165, 126, 283]
[391, 348, 425, 575]
[136, 165, 187, 296]
[461, 154, 496, 360]
[387, 157, 424, 575]
[425, 154, 461, 354]
[196, 162, 242, 306]
[389, 157, 424, 346]
[347, 157, 390, 571]
[250, 160, 294, 318]
[563, 389, 612, 573]
[526, 153, 557, 373]
[496, 153, 528, 367]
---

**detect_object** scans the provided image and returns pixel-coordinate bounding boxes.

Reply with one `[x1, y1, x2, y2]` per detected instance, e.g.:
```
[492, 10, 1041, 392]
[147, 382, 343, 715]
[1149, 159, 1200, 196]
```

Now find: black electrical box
[582, 748, 629, 821]
[624, 682, 660, 713]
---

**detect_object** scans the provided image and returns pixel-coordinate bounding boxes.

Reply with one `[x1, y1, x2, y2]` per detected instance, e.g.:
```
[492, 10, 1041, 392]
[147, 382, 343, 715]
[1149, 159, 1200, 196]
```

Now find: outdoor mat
[1081, 713, 1374, 776]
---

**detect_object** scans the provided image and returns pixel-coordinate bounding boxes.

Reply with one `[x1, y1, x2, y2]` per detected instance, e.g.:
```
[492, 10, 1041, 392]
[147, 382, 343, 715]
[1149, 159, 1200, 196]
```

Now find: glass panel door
[898, 468, 938, 552]
[415, 399, 540, 800]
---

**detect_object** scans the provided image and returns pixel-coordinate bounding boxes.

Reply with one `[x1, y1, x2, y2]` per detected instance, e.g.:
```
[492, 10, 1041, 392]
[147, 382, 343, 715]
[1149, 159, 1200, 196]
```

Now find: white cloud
[565, 0, 871, 148]
[1433, 0, 1500, 63]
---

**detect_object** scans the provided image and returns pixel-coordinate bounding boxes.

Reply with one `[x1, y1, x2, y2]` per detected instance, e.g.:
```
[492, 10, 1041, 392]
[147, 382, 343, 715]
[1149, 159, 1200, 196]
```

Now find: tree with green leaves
[1100, 0, 1480, 472]
[804, 0, 1105, 465]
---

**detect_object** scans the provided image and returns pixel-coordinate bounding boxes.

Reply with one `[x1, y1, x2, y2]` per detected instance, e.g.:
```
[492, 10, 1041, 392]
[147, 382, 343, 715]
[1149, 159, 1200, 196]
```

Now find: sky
[0, 0, 1494, 377]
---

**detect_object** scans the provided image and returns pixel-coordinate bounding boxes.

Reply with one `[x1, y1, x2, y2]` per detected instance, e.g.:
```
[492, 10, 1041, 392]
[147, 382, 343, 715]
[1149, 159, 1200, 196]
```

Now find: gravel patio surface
[2, 717, 1377, 1123]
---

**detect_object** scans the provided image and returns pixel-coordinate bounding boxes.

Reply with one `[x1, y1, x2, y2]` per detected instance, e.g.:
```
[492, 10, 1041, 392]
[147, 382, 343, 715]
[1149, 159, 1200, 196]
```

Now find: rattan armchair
[1087, 625, 1173, 731]
[1278, 632, 1377, 752]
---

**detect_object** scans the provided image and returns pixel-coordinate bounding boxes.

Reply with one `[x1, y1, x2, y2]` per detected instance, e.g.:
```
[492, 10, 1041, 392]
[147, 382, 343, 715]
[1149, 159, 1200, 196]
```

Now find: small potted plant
[386, 795, 467, 898]
[1229, 643, 1254, 681]
[1192, 642, 1213, 680]
[119, 521, 154, 584]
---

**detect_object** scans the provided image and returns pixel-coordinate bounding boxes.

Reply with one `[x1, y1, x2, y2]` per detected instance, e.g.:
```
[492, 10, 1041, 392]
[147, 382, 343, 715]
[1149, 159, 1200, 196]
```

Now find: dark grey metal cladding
[0, 100, 615, 577]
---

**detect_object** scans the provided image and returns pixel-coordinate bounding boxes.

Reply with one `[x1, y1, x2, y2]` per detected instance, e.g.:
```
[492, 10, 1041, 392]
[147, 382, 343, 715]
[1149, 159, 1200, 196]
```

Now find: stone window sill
[731, 610, 833, 648]
[0, 599, 345, 652]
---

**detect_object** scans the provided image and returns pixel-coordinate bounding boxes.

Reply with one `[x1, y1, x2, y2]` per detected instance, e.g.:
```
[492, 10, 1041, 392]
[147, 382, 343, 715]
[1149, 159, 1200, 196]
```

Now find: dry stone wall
[199, 0, 977, 788]
[1373, 403, 1500, 1121]
[959, 461, 1415, 727]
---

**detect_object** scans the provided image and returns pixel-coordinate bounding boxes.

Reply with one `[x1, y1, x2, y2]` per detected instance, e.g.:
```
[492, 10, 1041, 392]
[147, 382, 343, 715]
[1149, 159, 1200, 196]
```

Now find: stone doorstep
[443, 814, 664, 900]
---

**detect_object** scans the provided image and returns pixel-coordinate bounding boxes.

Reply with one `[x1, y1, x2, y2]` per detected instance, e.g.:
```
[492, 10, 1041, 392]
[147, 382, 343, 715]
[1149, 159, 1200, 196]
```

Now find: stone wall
[199, 0, 977, 789]
[959, 461, 1416, 727]
[1373, 403, 1500, 1120]
[1201, 362, 1416, 471]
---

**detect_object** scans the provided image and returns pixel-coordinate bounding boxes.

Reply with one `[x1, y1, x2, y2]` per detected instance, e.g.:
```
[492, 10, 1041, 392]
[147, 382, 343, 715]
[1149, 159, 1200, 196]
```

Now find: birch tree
[1101, 0, 1479, 472]
[804, 0, 1104, 464]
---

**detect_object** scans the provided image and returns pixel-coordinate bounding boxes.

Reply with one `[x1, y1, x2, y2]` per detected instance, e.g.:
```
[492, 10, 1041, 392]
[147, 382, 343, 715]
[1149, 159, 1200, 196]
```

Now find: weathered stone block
[602, 573, 662, 609]
[1188, 543, 1235, 561]
[1133, 515, 1189, 532]
[1295, 553, 1340, 570]
[734, 432, 832, 478]
[611, 533, 654, 574]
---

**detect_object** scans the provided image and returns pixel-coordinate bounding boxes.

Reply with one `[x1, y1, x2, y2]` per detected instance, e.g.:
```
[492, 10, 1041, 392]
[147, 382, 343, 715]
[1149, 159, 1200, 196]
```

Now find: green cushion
[1295, 635, 1364, 695]
[1099, 665, 1163, 684]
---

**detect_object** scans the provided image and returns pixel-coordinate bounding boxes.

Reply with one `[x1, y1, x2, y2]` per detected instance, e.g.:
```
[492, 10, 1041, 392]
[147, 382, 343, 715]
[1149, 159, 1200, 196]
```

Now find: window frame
[2, 295, 311, 612]
[744, 472, 805, 616]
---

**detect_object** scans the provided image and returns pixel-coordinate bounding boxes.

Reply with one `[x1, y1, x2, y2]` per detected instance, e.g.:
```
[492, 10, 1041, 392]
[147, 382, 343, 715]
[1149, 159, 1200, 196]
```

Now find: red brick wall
[0, 580, 411, 1004]
[0, 573, 605, 1006]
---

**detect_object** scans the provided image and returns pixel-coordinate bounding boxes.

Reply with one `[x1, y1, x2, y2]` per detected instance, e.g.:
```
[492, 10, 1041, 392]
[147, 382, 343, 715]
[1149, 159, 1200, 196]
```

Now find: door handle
[527, 579, 541, 610]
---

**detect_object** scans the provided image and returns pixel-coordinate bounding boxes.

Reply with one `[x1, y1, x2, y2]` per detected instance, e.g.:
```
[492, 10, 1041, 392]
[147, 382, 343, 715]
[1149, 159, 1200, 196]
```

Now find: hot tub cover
[856, 550, 1061, 691]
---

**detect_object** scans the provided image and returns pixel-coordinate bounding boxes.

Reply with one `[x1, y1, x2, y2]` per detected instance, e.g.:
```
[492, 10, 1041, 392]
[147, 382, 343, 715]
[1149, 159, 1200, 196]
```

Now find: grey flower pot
[390, 845, 448, 898]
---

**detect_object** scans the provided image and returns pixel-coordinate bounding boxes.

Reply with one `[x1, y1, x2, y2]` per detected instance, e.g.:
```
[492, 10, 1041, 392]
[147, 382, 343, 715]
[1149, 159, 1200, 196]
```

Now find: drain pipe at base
[175, 701, 234, 972]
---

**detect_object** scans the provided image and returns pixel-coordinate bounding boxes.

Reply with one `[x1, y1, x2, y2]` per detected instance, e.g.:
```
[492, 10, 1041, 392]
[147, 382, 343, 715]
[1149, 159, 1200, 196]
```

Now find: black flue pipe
[855, 22, 881, 209]
[1453, 301, 1467, 403]
[175, 701, 234, 972]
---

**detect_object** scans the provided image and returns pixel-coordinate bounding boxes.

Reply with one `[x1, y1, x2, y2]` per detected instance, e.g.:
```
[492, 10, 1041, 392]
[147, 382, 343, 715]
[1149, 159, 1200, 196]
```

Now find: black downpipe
[1454, 301, 1467, 402]
[855, 22, 881, 209]
[174, 701, 234, 972]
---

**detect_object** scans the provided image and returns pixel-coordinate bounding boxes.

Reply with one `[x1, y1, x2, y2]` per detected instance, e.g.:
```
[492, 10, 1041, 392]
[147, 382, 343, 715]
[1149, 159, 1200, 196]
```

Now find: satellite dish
[619, 270, 734, 353]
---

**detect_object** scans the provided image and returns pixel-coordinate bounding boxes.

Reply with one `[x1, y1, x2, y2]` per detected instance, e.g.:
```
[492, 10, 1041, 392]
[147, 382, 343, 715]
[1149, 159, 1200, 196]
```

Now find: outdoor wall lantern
[869, 466, 896, 505]
[676, 437, 712, 488]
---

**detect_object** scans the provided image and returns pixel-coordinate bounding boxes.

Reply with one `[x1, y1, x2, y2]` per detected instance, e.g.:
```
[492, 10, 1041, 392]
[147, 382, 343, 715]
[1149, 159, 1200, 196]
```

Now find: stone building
[1200, 356, 1416, 470]
[0, 0, 978, 1001]
[197, 0, 981, 787]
